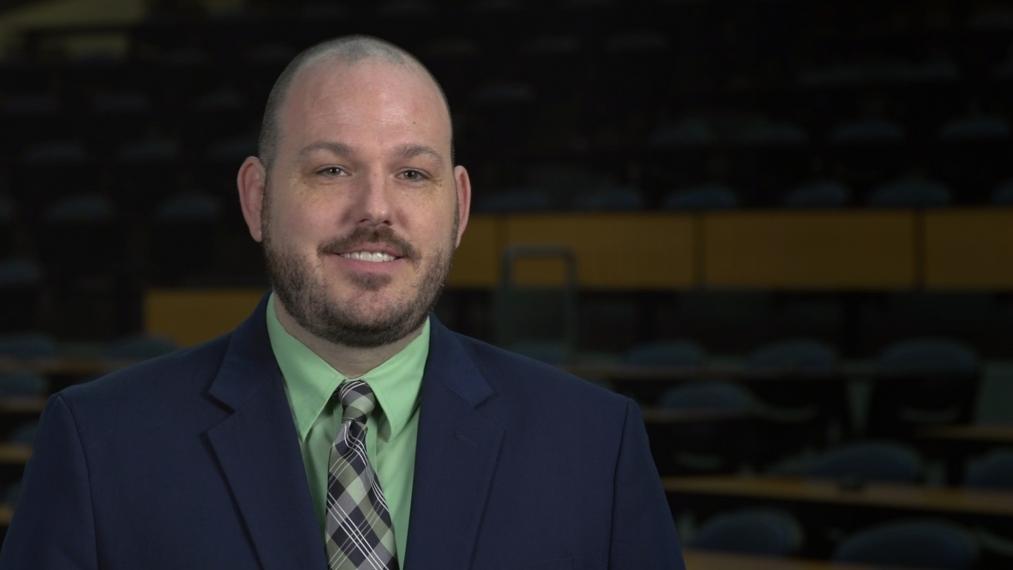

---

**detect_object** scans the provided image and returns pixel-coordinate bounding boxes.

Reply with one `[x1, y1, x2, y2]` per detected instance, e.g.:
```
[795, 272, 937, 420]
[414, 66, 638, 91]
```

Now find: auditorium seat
[87, 90, 155, 147]
[597, 28, 670, 133]
[656, 381, 758, 473]
[828, 117, 906, 145]
[648, 117, 717, 148]
[0, 93, 64, 152]
[570, 185, 643, 211]
[468, 80, 537, 155]
[867, 337, 980, 436]
[494, 245, 578, 366]
[40, 194, 121, 278]
[7, 421, 38, 446]
[992, 178, 1013, 205]
[747, 339, 836, 372]
[40, 194, 128, 339]
[690, 508, 804, 557]
[938, 113, 1010, 141]
[662, 183, 740, 210]
[503, 341, 568, 366]
[5, 482, 21, 507]
[746, 338, 848, 454]
[613, 339, 707, 404]
[0, 334, 57, 360]
[732, 118, 809, 147]
[935, 112, 1010, 203]
[0, 373, 46, 398]
[188, 87, 252, 148]
[519, 33, 587, 91]
[828, 116, 908, 187]
[14, 140, 96, 213]
[867, 173, 952, 208]
[103, 334, 178, 362]
[966, 450, 1013, 490]
[420, 36, 482, 100]
[965, 450, 1013, 568]
[774, 441, 924, 484]
[782, 179, 852, 208]
[113, 137, 183, 214]
[0, 196, 12, 258]
[150, 191, 223, 284]
[660, 381, 755, 411]
[474, 188, 554, 213]
[0, 259, 41, 334]
[833, 519, 978, 570]
[624, 339, 707, 368]
[199, 134, 258, 192]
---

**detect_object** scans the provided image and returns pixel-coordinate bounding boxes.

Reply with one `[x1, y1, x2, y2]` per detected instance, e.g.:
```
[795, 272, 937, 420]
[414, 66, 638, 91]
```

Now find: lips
[340, 250, 398, 263]
[320, 225, 418, 263]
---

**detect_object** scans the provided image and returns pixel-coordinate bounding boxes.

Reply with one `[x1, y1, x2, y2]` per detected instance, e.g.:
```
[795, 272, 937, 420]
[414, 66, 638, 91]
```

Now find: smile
[340, 251, 398, 262]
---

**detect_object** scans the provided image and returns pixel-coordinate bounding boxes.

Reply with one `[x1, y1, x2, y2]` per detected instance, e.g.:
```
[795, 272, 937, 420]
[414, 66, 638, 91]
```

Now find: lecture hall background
[1, 0, 1013, 568]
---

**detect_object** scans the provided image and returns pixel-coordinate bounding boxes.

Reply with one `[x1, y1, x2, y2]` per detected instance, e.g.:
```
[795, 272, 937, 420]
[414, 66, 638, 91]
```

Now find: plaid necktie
[325, 379, 399, 570]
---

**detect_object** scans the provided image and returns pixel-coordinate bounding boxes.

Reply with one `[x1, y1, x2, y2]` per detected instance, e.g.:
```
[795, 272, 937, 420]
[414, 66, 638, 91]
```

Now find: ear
[237, 156, 267, 243]
[452, 165, 472, 248]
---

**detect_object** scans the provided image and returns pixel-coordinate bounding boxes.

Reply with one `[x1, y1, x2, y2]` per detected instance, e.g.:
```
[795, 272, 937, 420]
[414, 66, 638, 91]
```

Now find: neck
[272, 297, 422, 378]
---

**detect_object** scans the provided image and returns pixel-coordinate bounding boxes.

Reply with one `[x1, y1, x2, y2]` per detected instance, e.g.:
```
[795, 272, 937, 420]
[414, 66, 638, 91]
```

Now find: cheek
[270, 198, 333, 246]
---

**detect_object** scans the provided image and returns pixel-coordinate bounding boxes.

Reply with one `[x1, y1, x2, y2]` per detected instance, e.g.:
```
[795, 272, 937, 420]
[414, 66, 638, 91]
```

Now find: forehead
[277, 57, 452, 158]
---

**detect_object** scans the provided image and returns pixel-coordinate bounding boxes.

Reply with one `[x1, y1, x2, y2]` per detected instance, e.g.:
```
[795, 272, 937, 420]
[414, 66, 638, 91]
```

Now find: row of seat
[2, 175, 1011, 241]
[688, 510, 983, 569]
[3, 8, 1013, 210]
[1, 88, 1008, 146]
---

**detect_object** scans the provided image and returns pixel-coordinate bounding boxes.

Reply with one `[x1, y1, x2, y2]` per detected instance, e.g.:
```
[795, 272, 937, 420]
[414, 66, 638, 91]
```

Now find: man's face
[245, 58, 469, 347]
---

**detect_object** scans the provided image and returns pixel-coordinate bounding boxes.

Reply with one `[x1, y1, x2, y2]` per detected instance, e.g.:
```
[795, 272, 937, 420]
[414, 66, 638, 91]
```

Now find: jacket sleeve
[0, 394, 98, 569]
[609, 398, 685, 569]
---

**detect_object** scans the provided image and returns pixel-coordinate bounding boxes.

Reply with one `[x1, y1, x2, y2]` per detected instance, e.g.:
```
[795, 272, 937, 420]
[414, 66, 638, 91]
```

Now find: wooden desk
[919, 424, 1013, 447]
[0, 445, 31, 465]
[666, 475, 1013, 524]
[567, 362, 876, 383]
[0, 398, 46, 415]
[0, 356, 132, 377]
[916, 424, 1013, 483]
[642, 408, 751, 424]
[683, 549, 885, 570]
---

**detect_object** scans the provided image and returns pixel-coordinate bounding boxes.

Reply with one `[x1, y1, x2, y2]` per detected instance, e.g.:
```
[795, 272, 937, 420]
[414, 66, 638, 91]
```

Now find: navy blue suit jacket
[0, 298, 683, 569]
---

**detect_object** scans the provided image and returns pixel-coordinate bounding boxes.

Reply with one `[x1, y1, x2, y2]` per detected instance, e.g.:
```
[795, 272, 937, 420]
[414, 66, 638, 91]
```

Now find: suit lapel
[404, 320, 504, 570]
[206, 296, 327, 570]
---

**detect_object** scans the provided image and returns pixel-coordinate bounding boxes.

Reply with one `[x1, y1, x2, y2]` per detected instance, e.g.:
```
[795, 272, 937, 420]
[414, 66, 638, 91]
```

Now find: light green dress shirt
[265, 294, 427, 563]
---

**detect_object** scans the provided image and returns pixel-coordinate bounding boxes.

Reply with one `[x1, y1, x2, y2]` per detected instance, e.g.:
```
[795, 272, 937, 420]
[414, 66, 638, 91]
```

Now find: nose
[352, 169, 393, 226]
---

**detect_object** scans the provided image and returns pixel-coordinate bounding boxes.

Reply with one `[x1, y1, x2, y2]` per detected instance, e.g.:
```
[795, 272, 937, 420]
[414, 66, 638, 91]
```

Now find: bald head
[257, 35, 453, 170]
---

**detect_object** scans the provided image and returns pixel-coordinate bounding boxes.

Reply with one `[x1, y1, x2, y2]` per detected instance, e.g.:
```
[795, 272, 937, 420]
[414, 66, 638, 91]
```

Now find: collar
[265, 293, 429, 442]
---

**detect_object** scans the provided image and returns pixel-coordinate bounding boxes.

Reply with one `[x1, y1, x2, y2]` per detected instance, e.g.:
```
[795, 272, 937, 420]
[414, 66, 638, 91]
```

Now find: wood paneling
[703, 211, 917, 289]
[924, 209, 1013, 289]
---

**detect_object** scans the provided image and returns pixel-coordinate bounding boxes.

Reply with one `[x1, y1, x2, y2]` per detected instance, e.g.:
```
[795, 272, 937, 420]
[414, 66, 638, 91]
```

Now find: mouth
[321, 226, 418, 268]
[339, 250, 400, 263]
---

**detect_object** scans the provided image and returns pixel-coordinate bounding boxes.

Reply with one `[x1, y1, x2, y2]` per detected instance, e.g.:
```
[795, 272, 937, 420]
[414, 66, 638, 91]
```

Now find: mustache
[319, 225, 419, 260]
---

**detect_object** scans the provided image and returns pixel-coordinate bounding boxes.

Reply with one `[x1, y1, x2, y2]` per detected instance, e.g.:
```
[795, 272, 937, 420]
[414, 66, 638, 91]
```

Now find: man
[0, 36, 683, 569]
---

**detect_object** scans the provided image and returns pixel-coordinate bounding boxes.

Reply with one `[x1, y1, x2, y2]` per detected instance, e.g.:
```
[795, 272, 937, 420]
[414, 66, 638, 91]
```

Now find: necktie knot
[338, 379, 375, 424]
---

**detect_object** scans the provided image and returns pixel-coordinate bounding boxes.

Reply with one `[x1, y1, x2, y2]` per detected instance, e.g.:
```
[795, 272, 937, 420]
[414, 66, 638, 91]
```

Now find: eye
[398, 169, 429, 182]
[317, 166, 348, 177]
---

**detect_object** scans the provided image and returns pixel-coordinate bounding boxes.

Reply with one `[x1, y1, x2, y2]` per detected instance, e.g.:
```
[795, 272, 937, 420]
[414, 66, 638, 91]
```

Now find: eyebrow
[393, 143, 444, 163]
[297, 141, 445, 163]
[298, 141, 355, 158]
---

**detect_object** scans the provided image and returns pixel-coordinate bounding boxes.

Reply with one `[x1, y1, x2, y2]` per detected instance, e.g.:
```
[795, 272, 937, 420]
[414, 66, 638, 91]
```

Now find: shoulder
[55, 333, 233, 424]
[451, 332, 633, 420]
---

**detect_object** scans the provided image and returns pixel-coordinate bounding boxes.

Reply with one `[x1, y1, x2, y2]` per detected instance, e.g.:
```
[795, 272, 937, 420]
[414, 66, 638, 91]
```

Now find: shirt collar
[266, 293, 429, 442]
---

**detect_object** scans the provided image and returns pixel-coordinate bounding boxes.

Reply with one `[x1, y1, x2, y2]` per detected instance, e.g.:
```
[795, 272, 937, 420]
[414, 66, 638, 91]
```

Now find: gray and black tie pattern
[325, 379, 399, 570]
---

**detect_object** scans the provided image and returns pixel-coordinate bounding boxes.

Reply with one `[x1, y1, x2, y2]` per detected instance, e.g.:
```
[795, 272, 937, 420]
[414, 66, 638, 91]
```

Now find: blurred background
[1, 0, 1013, 568]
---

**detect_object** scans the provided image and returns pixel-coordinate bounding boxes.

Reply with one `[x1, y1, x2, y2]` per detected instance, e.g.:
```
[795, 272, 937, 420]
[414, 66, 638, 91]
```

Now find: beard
[262, 197, 458, 348]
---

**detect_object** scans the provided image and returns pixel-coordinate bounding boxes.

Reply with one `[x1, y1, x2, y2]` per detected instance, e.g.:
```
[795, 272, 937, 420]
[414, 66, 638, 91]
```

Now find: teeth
[342, 251, 396, 262]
